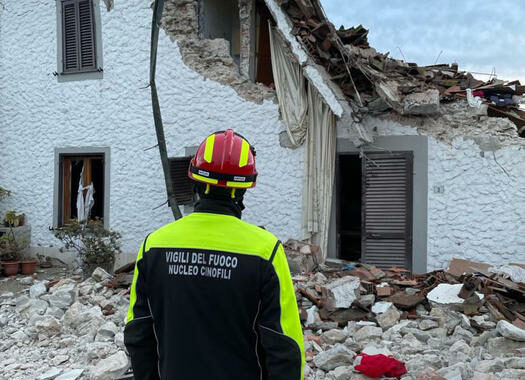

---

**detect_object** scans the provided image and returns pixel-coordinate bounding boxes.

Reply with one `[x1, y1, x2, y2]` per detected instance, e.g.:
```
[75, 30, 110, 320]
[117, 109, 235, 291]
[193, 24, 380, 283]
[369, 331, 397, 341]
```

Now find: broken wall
[337, 102, 525, 270]
[0, 0, 305, 266]
[161, 0, 275, 103]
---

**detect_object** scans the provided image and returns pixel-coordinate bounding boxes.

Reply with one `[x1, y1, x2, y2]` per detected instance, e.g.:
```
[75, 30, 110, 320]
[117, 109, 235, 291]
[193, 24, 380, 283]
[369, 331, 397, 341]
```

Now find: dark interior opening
[69, 159, 83, 220]
[255, 0, 274, 86]
[91, 157, 105, 219]
[338, 155, 362, 261]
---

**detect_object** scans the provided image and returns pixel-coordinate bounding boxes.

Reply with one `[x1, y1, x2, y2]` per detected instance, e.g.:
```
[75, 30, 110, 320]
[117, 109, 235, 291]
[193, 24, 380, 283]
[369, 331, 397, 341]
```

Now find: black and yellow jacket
[124, 200, 305, 380]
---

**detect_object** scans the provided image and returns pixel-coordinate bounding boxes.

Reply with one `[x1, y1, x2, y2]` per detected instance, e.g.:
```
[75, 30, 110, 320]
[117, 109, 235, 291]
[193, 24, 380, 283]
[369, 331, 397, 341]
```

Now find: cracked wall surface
[0, 0, 304, 265]
[161, 0, 275, 103]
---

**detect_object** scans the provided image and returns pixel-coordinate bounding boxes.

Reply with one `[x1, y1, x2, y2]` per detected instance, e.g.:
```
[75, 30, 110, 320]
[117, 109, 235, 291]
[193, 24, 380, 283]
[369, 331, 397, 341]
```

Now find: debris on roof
[280, 0, 525, 137]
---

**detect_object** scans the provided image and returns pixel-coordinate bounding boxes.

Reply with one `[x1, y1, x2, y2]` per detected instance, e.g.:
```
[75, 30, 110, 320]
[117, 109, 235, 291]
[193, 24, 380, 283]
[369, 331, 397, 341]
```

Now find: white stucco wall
[359, 116, 525, 270]
[0, 0, 304, 264]
[426, 137, 525, 270]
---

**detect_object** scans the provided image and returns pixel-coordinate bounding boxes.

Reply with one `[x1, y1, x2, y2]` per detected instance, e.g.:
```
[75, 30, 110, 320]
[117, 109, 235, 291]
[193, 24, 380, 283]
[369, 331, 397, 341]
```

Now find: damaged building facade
[0, 0, 523, 272]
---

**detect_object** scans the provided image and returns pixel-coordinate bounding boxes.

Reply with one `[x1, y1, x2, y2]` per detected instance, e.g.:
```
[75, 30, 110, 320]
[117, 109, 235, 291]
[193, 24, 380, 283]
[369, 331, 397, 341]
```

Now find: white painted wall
[0, 0, 304, 265]
[358, 116, 525, 270]
[427, 137, 525, 270]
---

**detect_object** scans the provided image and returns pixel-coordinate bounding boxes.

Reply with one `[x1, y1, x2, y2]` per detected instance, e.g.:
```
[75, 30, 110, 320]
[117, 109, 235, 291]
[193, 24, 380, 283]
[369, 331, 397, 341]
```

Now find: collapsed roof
[278, 0, 525, 137]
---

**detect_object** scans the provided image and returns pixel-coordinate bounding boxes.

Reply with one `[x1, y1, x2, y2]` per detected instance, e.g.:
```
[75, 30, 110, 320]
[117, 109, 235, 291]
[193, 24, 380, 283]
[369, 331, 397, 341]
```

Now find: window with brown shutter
[61, 0, 97, 73]
[169, 157, 194, 206]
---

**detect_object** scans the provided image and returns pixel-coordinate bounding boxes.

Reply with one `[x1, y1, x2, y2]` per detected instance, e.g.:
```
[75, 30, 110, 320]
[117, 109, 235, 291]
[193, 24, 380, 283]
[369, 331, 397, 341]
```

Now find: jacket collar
[193, 198, 242, 219]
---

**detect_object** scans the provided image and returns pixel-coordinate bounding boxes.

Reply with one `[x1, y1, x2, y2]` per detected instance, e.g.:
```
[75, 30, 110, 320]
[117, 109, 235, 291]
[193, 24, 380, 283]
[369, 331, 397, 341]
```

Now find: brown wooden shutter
[62, 0, 96, 72]
[169, 157, 194, 206]
[78, 0, 96, 69]
[362, 152, 413, 270]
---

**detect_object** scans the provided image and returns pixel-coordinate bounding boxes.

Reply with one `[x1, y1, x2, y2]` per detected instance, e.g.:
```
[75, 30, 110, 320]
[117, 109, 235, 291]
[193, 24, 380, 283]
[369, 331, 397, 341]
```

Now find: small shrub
[54, 220, 121, 272]
[0, 230, 21, 262]
[0, 187, 10, 202]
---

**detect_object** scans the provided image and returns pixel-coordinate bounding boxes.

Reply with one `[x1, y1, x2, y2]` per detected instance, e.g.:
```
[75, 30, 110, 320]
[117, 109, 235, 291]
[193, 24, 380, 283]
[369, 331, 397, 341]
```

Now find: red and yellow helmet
[188, 129, 257, 189]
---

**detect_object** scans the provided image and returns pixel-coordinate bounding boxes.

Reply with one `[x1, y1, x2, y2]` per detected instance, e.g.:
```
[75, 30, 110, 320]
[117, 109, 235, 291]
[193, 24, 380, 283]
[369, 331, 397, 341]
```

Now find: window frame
[56, 0, 104, 81]
[53, 147, 111, 229]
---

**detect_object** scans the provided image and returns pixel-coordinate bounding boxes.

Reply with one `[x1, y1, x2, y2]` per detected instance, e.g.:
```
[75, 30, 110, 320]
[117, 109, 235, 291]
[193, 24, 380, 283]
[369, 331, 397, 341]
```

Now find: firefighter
[124, 129, 305, 380]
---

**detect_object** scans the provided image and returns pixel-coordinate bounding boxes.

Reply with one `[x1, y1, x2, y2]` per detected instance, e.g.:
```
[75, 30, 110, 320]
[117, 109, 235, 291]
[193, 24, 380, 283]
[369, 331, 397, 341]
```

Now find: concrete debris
[323, 276, 361, 310]
[38, 367, 62, 380]
[371, 301, 392, 314]
[0, 267, 130, 380]
[29, 281, 48, 299]
[89, 351, 129, 380]
[55, 369, 84, 380]
[427, 283, 484, 306]
[91, 267, 113, 283]
[312, 344, 355, 371]
[403, 89, 441, 115]
[496, 320, 525, 342]
[295, 257, 525, 379]
[285, 240, 323, 273]
[375, 304, 401, 330]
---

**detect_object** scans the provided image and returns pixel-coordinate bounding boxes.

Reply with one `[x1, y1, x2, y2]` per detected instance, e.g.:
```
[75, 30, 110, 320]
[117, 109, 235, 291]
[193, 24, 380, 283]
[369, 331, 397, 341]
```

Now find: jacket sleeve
[258, 241, 305, 380]
[124, 237, 160, 380]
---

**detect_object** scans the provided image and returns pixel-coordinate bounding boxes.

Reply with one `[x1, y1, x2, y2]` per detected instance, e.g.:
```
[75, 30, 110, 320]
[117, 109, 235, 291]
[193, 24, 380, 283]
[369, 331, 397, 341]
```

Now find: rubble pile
[280, 0, 525, 135]
[1, 254, 524, 380]
[294, 258, 525, 379]
[0, 268, 132, 380]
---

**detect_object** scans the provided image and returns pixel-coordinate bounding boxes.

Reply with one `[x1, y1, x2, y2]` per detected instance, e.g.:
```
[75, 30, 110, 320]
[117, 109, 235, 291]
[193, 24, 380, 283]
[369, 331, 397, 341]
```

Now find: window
[57, 154, 106, 226]
[57, 0, 102, 77]
[200, 0, 241, 66]
[169, 157, 194, 206]
[254, 0, 274, 86]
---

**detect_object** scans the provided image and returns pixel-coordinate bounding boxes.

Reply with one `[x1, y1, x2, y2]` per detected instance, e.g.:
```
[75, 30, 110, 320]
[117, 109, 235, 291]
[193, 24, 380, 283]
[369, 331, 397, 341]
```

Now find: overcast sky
[321, 0, 525, 83]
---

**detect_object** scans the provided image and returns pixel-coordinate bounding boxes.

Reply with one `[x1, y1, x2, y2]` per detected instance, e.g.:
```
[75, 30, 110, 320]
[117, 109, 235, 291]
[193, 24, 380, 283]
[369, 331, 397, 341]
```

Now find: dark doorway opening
[337, 154, 362, 261]
[336, 151, 414, 270]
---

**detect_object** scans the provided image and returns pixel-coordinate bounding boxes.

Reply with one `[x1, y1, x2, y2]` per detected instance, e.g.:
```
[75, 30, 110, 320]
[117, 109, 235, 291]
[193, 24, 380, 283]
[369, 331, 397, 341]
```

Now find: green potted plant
[19, 237, 36, 275]
[0, 230, 21, 276]
[54, 219, 121, 277]
[4, 210, 25, 227]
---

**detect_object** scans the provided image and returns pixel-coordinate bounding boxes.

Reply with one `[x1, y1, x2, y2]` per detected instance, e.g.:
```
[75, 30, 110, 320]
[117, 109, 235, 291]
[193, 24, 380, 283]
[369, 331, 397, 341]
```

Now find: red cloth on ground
[354, 353, 407, 378]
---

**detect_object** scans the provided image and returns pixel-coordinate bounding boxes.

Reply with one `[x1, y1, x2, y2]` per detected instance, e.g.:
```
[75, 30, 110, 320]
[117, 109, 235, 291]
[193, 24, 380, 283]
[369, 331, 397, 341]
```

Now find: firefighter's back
[143, 211, 279, 379]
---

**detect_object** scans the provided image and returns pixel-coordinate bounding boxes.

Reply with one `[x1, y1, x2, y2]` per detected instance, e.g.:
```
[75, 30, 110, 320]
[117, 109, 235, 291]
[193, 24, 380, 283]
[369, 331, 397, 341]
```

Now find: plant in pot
[0, 230, 21, 276]
[4, 210, 25, 227]
[19, 237, 36, 275]
[54, 219, 121, 277]
[3, 210, 34, 274]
